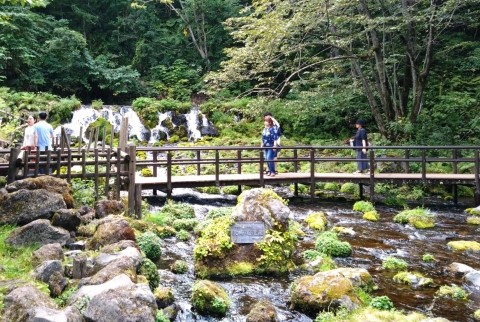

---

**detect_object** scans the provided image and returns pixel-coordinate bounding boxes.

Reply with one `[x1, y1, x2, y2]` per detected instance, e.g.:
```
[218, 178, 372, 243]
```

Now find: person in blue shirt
[34, 111, 54, 151]
[353, 119, 369, 174]
[263, 112, 281, 174]
[261, 116, 280, 176]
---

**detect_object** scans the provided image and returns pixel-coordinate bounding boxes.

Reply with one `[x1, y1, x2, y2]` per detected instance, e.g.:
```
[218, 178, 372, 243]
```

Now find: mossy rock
[137, 231, 162, 262]
[467, 216, 480, 225]
[191, 280, 231, 317]
[393, 208, 435, 229]
[139, 257, 160, 291]
[154, 286, 174, 309]
[353, 201, 375, 213]
[392, 271, 433, 287]
[382, 256, 408, 271]
[435, 284, 468, 301]
[315, 307, 427, 321]
[246, 300, 277, 322]
[170, 260, 188, 274]
[332, 226, 356, 236]
[447, 240, 480, 252]
[305, 212, 328, 231]
[474, 309, 480, 321]
[140, 168, 153, 177]
[466, 207, 480, 216]
[363, 211, 380, 222]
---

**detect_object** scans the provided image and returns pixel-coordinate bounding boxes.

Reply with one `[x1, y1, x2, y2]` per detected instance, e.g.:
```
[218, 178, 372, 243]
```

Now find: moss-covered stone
[305, 212, 328, 231]
[435, 284, 468, 301]
[138, 257, 160, 291]
[340, 182, 358, 195]
[474, 309, 480, 321]
[447, 240, 480, 252]
[137, 231, 162, 262]
[170, 260, 188, 274]
[363, 211, 380, 222]
[246, 300, 277, 322]
[382, 256, 408, 271]
[393, 208, 435, 229]
[392, 271, 433, 287]
[154, 286, 175, 309]
[315, 306, 427, 322]
[467, 216, 480, 225]
[353, 201, 375, 213]
[191, 280, 230, 317]
[466, 207, 480, 216]
[332, 226, 356, 236]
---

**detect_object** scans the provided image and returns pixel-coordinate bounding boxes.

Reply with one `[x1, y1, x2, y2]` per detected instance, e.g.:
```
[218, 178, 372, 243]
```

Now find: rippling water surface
[147, 192, 480, 322]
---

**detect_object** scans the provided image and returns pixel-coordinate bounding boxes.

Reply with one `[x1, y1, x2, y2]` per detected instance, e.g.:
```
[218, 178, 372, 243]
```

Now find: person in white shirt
[21, 115, 36, 150]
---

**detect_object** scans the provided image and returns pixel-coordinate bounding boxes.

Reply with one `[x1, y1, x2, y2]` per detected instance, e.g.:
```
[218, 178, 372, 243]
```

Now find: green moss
[393, 208, 435, 229]
[363, 211, 380, 222]
[139, 257, 160, 291]
[353, 201, 375, 213]
[196, 186, 221, 194]
[172, 218, 198, 231]
[206, 207, 233, 220]
[422, 253, 435, 262]
[191, 280, 231, 317]
[447, 240, 480, 252]
[226, 261, 254, 276]
[340, 182, 358, 195]
[332, 226, 356, 236]
[302, 250, 336, 272]
[141, 168, 153, 177]
[194, 216, 235, 260]
[465, 207, 480, 216]
[435, 284, 468, 300]
[314, 306, 427, 322]
[153, 286, 174, 308]
[369, 295, 394, 311]
[222, 186, 240, 195]
[474, 309, 480, 320]
[176, 229, 190, 241]
[467, 216, 480, 225]
[392, 271, 433, 287]
[382, 256, 408, 271]
[305, 212, 328, 231]
[324, 182, 340, 191]
[155, 310, 169, 322]
[170, 260, 188, 274]
[137, 231, 162, 262]
[315, 231, 352, 257]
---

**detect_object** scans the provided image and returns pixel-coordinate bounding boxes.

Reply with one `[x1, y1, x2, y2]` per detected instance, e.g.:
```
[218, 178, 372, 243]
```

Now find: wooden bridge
[1, 145, 480, 217]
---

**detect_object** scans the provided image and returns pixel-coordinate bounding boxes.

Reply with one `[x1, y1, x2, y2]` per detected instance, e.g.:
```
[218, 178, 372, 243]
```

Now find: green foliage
[382, 257, 408, 271]
[315, 231, 352, 257]
[302, 250, 336, 271]
[71, 179, 96, 207]
[363, 211, 380, 222]
[137, 231, 162, 262]
[340, 183, 358, 195]
[170, 260, 188, 274]
[191, 280, 231, 317]
[54, 286, 78, 308]
[139, 257, 160, 291]
[324, 182, 340, 191]
[176, 229, 190, 241]
[206, 207, 233, 220]
[172, 218, 198, 231]
[141, 168, 153, 177]
[194, 216, 235, 260]
[155, 310, 169, 322]
[304, 212, 328, 231]
[158, 200, 195, 219]
[422, 253, 435, 262]
[393, 208, 436, 229]
[353, 201, 375, 213]
[369, 296, 394, 311]
[435, 284, 469, 301]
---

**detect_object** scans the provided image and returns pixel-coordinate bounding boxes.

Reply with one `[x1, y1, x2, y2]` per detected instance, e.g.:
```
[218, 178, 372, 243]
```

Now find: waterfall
[149, 111, 171, 143]
[186, 107, 202, 141]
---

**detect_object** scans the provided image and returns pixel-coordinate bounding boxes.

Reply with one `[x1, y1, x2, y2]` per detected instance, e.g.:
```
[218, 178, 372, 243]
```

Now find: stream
[145, 190, 480, 322]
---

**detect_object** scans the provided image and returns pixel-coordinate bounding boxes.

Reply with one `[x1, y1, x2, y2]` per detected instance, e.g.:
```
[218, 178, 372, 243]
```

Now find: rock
[100, 240, 138, 253]
[94, 200, 125, 218]
[0, 189, 67, 225]
[69, 274, 157, 322]
[393, 271, 434, 288]
[86, 215, 135, 250]
[5, 176, 74, 208]
[94, 246, 142, 271]
[25, 306, 83, 322]
[5, 219, 71, 247]
[51, 209, 82, 232]
[32, 243, 64, 267]
[67, 240, 86, 251]
[191, 280, 231, 317]
[465, 270, 480, 289]
[154, 286, 175, 309]
[2, 285, 57, 322]
[200, 124, 218, 136]
[445, 262, 475, 277]
[162, 303, 180, 321]
[290, 268, 369, 315]
[81, 256, 138, 286]
[246, 300, 278, 322]
[447, 240, 480, 252]
[33, 260, 67, 296]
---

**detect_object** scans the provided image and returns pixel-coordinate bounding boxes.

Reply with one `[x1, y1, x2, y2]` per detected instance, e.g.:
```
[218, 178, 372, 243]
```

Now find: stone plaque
[230, 221, 266, 244]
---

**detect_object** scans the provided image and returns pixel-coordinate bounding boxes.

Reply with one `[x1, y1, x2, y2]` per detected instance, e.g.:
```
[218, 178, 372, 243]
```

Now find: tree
[206, 0, 480, 138]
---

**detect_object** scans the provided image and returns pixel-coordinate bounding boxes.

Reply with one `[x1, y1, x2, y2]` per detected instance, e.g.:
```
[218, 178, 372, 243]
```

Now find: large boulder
[2, 285, 82, 322]
[191, 280, 231, 317]
[32, 243, 64, 267]
[5, 219, 71, 247]
[290, 268, 373, 315]
[69, 274, 157, 322]
[80, 256, 139, 287]
[94, 200, 125, 218]
[86, 215, 135, 250]
[246, 300, 278, 322]
[0, 189, 67, 225]
[33, 260, 68, 296]
[5, 176, 74, 208]
[194, 188, 299, 278]
[465, 270, 480, 289]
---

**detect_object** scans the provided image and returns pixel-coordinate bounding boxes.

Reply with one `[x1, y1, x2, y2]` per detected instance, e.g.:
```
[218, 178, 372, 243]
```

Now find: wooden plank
[128, 145, 136, 216]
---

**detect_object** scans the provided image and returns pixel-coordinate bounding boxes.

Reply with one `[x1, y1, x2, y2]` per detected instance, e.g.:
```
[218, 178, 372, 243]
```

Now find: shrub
[305, 212, 328, 231]
[353, 201, 375, 213]
[141, 168, 153, 177]
[422, 253, 435, 262]
[194, 216, 235, 260]
[315, 231, 352, 257]
[176, 229, 190, 241]
[155, 310, 169, 322]
[435, 284, 468, 300]
[369, 295, 394, 311]
[173, 218, 198, 231]
[222, 186, 240, 195]
[324, 182, 340, 191]
[382, 256, 408, 271]
[171, 260, 188, 274]
[206, 207, 233, 220]
[139, 257, 160, 291]
[137, 231, 162, 262]
[340, 182, 358, 195]
[159, 200, 195, 219]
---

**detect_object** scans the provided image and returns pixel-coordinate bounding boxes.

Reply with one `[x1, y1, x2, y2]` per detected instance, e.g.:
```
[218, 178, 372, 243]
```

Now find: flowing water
[146, 191, 480, 322]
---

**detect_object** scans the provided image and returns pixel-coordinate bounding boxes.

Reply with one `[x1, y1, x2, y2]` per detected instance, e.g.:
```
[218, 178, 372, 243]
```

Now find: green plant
[155, 310, 169, 322]
[315, 231, 352, 257]
[54, 286, 78, 307]
[382, 256, 408, 271]
[435, 284, 468, 300]
[194, 216, 235, 260]
[305, 212, 328, 231]
[137, 231, 162, 262]
[71, 179, 97, 207]
[173, 218, 198, 231]
[324, 182, 340, 191]
[176, 229, 190, 241]
[139, 257, 160, 291]
[206, 207, 233, 220]
[170, 260, 188, 274]
[393, 208, 436, 229]
[422, 253, 435, 262]
[369, 296, 394, 311]
[141, 168, 153, 177]
[353, 201, 375, 213]
[363, 211, 380, 222]
[340, 182, 358, 195]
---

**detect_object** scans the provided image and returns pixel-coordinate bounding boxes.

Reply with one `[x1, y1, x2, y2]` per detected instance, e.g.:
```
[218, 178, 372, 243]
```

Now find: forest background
[1, 0, 480, 146]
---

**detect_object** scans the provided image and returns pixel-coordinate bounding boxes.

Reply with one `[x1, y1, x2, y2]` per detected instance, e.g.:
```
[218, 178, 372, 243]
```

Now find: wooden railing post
[166, 151, 172, 199]
[475, 149, 480, 206]
[94, 148, 99, 201]
[310, 149, 315, 199]
[215, 150, 220, 186]
[452, 149, 458, 205]
[369, 149, 375, 202]
[237, 149, 242, 194]
[127, 145, 136, 216]
[259, 149, 264, 187]
[294, 149, 298, 196]
[404, 149, 410, 173]
[421, 149, 427, 182]
[153, 150, 158, 196]
[105, 148, 111, 197]
[7, 148, 21, 183]
[196, 150, 201, 176]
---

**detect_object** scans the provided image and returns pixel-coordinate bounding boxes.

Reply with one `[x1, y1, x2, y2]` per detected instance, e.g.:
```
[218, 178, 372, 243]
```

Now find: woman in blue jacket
[262, 116, 280, 176]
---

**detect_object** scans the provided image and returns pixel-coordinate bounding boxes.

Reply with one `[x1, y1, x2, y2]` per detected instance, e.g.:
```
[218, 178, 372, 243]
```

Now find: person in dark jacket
[353, 119, 369, 174]
[261, 116, 280, 176]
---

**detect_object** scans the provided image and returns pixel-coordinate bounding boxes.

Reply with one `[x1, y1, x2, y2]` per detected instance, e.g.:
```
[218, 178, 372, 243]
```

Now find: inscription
[230, 221, 266, 244]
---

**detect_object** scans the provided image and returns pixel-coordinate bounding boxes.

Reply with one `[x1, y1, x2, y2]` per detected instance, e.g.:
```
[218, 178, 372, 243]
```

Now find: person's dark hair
[38, 111, 47, 120]
[355, 119, 365, 127]
[264, 116, 274, 126]
[263, 112, 272, 118]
